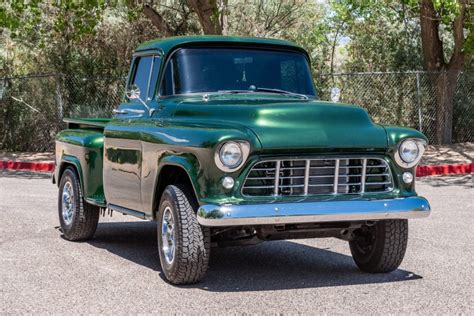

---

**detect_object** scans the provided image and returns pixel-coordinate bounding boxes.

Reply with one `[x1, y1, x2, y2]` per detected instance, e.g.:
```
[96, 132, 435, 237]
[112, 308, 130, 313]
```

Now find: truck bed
[63, 118, 111, 129]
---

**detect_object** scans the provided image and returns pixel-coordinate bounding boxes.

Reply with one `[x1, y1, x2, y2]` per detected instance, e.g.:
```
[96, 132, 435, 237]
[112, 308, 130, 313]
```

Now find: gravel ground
[0, 171, 473, 314]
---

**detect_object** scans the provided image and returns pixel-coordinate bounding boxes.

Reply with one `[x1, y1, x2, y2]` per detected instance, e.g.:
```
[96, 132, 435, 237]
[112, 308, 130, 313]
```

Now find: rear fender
[55, 129, 105, 206]
[57, 155, 84, 191]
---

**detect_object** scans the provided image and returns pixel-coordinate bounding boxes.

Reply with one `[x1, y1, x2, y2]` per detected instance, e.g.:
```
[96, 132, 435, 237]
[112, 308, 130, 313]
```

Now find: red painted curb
[0, 160, 472, 177]
[0, 160, 55, 172]
[416, 163, 473, 177]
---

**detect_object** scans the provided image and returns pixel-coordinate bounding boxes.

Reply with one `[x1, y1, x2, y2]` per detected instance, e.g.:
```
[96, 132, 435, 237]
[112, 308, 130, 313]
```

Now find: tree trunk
[187, 0, 222, 35]
[419, 0, 467, 145]
[434, 71, 458, 144]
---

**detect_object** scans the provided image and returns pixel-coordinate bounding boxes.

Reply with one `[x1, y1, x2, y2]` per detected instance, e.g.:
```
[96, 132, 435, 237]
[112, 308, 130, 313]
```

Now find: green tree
[333, 0, 472, 144]
[417, 0, 472, 143]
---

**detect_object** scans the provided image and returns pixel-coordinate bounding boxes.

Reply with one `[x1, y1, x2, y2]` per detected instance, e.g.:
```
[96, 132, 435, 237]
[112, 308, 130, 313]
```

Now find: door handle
[113, 109, 128, 115]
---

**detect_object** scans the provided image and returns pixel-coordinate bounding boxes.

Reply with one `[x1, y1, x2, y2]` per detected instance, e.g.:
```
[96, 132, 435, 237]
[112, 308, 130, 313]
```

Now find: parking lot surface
[1, 171, 473, 314]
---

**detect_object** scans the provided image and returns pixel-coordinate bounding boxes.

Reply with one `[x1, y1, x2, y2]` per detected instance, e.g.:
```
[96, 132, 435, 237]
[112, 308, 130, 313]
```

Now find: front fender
[139, 120, 262, 215]
[383, 125, 428, 147]
[382, 125, 428, 195]
[157, 154, 201, 199]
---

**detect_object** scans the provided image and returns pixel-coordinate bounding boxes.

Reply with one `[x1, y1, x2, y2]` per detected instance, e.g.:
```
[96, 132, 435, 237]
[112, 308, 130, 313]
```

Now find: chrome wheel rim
[62, 181, 74, 225]
[161, 206, 176, 264]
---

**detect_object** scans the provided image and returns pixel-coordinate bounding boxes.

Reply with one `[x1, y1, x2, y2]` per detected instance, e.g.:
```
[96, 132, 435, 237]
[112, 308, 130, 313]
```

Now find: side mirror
[330, 87, 341, 103]
[124, 84, 154, 116]
[126, 84, 141, 100]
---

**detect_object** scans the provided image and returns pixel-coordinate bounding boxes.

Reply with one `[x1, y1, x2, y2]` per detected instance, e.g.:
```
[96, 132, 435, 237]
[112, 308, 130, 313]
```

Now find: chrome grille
[242, 158, 393, 196]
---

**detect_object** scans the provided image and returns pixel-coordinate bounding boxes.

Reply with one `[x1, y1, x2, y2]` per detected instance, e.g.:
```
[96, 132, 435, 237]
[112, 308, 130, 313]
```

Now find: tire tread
[158, 185, 210, 284]
[350, 219, 408, 273]
[59, 167, 99, 241]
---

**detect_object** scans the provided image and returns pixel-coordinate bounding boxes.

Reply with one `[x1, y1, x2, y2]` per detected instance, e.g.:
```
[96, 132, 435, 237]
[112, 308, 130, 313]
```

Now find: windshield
[161, 47, 316, 97]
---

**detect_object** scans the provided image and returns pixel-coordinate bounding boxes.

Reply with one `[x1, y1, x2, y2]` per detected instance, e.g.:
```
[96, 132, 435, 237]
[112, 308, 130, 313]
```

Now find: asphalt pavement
[1, 171, 473, 314]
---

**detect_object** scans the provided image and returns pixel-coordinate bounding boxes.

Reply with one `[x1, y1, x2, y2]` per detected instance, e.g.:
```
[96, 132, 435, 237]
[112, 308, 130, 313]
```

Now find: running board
[107, 204, 147, 219]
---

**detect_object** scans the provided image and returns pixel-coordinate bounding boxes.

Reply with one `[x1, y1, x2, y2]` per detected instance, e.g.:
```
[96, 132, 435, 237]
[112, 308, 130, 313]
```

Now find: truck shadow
[0, 170, 52, 179]
[89, 221, 422, 292]
[417, 175, 473, 188]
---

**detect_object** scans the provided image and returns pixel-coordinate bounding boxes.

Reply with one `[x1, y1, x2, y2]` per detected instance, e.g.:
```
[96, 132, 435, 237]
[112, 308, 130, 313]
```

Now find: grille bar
[361, 159, 367, 193]
[304, 160, 310, 195]
[242, 157, 393, 197]
[333, 159, 340, 194]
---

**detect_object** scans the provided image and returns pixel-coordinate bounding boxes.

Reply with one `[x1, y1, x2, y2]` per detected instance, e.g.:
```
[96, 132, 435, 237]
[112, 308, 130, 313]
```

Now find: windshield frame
[157, 45, 317, 100]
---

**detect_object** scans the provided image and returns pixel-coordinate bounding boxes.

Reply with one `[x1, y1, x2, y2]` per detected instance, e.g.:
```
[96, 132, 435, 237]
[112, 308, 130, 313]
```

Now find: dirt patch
[0, 151, 54, 162]
[421, 142, 473, 166]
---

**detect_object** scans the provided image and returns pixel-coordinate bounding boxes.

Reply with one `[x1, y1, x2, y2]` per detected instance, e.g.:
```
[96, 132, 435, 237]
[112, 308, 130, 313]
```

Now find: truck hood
[172, 98, 388, 150]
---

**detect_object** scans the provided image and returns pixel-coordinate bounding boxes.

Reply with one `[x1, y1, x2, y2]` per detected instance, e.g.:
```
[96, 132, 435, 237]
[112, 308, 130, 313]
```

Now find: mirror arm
[125, 85, 154, 116]
[135, 96, 154, 116]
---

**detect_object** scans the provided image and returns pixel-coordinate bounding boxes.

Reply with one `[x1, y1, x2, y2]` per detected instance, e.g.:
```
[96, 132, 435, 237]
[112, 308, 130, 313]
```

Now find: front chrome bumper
[197, 196, 431, 227]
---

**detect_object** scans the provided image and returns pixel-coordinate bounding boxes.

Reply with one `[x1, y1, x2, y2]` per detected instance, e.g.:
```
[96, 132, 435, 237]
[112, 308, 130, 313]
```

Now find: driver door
[103, 53, 160, 212]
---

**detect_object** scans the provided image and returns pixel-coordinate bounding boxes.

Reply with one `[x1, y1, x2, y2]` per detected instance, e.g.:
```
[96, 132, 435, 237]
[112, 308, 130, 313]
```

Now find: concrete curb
[1, 159, 472, 177]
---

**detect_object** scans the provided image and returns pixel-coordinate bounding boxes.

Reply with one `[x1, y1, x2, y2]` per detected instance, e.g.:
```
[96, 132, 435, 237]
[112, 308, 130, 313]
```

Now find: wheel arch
[152, 163, 199, 220]
[57, 155, 84, 191]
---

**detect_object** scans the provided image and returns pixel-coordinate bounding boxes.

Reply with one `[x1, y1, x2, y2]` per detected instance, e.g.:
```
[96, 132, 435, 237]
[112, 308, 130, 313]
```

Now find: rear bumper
[197, 196, 431, 227]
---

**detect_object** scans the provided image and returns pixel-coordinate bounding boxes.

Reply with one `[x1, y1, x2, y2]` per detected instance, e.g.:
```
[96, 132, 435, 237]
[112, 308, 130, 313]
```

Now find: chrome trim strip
[304, 159, 310, 195]
[274, 160, 281, 195]
[333, 159, 340, 194]
[197, 197, 431, 227]
[361, 158, 367, 193]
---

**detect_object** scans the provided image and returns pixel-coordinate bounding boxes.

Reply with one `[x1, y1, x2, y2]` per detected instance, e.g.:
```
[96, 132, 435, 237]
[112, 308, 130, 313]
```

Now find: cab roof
[135, 35, 308, 57]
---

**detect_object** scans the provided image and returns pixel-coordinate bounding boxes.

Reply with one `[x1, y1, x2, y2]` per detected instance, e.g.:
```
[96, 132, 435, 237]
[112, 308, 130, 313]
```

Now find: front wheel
[157, 185, 210, 285]
[349, 219, 408, 273]
[58, 167, 100, 241]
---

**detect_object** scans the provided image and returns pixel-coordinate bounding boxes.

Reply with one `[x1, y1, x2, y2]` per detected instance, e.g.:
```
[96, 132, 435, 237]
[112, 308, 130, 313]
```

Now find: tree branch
[448, 0, 467, 70]
[143, 4, 173, 37]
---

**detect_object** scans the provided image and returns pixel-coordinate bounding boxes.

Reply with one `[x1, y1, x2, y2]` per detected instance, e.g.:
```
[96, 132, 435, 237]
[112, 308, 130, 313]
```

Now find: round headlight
[394, 138, 426, 168]
[399, 140, 419, 163]
[219, 142, 243, 168]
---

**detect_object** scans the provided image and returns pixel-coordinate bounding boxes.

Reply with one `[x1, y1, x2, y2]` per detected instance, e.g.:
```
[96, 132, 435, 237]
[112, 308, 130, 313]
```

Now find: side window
[129, 56, 153, 101]
[147, 56, 161, 100]
[161, 58, 174, 96]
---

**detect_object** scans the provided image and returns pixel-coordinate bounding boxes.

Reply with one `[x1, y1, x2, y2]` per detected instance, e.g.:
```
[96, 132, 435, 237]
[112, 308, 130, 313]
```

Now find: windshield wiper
[218, 88, 309, 99]
[252, 87, 309, 100]
[203, 88, 310, 101]
[216, 90, 252, 94]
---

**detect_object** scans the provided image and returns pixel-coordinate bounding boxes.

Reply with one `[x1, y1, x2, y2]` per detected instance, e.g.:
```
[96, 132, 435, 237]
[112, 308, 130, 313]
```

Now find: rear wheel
[58, 167, 100, 241]
[349, 219, 408, 273]
[157, 185, 210, 284]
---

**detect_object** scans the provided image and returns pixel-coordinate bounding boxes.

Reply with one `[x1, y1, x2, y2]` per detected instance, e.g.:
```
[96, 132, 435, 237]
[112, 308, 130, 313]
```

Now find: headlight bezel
[394, 138, 427, 169]
[214, 140, 250, 172]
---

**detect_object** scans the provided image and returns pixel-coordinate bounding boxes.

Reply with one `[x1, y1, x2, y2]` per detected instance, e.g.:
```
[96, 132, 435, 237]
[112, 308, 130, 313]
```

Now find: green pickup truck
[54, 36, 430, 284]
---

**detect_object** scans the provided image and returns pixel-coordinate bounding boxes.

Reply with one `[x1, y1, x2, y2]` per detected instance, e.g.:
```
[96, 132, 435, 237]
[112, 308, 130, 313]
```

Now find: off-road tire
[157, 185, 210, 285]
[58, 167, 100, 241]
[349, 219, 408, 273]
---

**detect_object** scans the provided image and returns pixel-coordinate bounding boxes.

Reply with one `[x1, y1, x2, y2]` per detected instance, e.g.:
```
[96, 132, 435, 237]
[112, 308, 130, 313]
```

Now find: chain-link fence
[0, 74, 126, 151]
[0, 71, 472, 152]
[317, 71, 473, 144]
